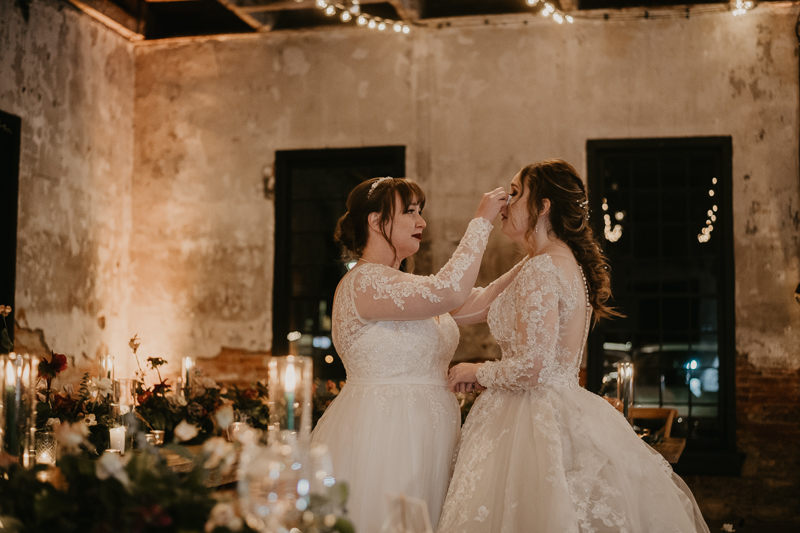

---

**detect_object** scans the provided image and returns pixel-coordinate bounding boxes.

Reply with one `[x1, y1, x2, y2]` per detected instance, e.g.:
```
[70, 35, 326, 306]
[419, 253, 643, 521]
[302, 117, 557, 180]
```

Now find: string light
[698, 177, 718, 243]
[315, 1, 410, 33]
[731, 0, 755, 16]
[528, 1, 574, 25]
[602, 198, 623, 243]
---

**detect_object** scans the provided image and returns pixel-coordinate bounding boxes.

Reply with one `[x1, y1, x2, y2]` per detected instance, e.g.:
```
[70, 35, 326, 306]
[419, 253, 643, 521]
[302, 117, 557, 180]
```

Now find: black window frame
[586, 136, 742, 475]
[271, 146, 406, 379]
[0, 110, 21, 353]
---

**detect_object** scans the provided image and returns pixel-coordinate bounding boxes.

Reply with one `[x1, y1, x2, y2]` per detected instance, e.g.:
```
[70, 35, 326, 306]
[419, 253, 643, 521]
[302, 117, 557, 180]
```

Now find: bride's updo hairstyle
[519, 159, 619, 321]
[334, 177, 426, 261]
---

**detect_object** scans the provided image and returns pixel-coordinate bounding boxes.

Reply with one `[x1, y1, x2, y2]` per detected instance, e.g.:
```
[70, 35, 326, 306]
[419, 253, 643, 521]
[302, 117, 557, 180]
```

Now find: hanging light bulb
[526, 0, 539, 5]
[402, 25, 410, 34]
[566, 15, 574, 23]
[393, 23, 402, 32]
[341, 11, 352, 21]
[378, 22, 386, 30]
[316, 0, 327, 8]
[553, 12, 564, 23]
[368, 19, 376, 28]
[325, 4, 336, 16]
[357, 15, 367, 25]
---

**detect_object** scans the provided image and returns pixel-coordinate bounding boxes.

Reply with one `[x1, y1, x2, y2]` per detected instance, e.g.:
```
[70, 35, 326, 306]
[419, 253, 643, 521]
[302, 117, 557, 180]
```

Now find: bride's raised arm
[449, 259, 525, 326]
[353, 217, 494, 322]
[476, 262, 561, 390]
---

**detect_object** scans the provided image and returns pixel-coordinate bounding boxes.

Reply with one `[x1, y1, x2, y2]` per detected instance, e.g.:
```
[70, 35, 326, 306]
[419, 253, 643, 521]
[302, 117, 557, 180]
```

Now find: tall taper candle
[285, 362, 296, 431]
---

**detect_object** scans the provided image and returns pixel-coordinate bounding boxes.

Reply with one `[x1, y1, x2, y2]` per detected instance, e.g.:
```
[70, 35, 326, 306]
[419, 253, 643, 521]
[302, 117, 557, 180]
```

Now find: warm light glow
[368, 19, 376, 28]
[325, 355, 334, 364]
[708, 189, 715, 197]
[357, 15, 367, 25]
[316, 0, 327, 8]
[553, 13, 564, 24]
[341, 11, 351, 22]
[712, 177, 718, 184]
[325, 5, 336, 16]
[287, 331, 302, 342]
[378, 22, 386, 31]
[5, 359, 14, 386]
[526, 0, 539, 5]
[566, 15, 574, 23]
[393, 23, 402, 32]
[285, 363, 296, 393]
[402, 25, 410, 34]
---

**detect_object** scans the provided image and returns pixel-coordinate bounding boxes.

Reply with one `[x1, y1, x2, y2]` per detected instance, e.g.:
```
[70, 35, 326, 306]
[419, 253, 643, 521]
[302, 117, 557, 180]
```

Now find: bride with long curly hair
[441, 160, 710, 533]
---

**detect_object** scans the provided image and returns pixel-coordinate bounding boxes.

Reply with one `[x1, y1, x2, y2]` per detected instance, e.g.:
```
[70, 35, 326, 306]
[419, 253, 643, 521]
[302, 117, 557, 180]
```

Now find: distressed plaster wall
[132, 5, 800, 522]
[0, 0, 136, 380]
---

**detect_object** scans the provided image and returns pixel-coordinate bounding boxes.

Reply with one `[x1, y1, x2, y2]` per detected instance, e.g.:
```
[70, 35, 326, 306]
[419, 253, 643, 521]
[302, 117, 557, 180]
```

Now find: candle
[100, 354, 115, 381]
[181, 356, 195, 397]
[617, 362, 634, 423]
[285, 363, 296, 431]
[109, 426, 126, 454]
[5, 356, 18, 455]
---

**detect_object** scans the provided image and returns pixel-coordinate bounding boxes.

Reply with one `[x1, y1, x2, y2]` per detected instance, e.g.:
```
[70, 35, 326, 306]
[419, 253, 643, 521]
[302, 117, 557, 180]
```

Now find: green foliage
[0, 450, 216, 533]
[1, 327, 12, 351]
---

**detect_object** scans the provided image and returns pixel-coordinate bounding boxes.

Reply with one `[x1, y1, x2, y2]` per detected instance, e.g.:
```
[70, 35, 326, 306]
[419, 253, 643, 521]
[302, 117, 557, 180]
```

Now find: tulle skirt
[437, 386, 710, 533]
[312, 381, 461, 533]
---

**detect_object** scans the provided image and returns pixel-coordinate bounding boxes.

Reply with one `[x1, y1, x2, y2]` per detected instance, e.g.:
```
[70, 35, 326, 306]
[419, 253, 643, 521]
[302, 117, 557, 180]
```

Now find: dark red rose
[38, 352, 68, 380]
[152, 380, 171, 396]
[137, 390, 153, 405]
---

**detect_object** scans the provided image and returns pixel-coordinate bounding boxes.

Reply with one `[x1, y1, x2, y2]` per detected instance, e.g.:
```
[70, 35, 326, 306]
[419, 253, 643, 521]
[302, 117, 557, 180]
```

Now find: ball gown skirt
[312, 379, 461, 533]
[437, 385, 710, 533]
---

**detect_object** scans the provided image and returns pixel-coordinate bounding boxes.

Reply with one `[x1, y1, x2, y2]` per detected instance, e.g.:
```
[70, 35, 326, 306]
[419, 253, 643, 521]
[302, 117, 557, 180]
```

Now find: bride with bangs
[311, 176, 520, 533]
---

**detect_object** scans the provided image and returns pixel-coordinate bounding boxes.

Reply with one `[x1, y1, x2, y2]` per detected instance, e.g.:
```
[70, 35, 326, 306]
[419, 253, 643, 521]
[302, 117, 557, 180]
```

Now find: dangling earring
[534, 225, 539, 235]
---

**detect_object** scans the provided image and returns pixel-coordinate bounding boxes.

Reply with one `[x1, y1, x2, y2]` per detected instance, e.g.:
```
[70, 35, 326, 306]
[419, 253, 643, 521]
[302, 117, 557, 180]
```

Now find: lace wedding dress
[312, 217, 520, 533]
[437, 254, 710, 533]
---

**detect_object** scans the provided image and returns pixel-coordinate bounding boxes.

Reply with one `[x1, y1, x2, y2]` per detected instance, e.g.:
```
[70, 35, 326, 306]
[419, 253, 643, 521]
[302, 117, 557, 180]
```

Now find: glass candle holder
[35, 428, 57, 466]
[268, 356, 313, 437]
[2, 353, 39, 466]
[616, 361, 634, 424]
[116, 379, 137, 415]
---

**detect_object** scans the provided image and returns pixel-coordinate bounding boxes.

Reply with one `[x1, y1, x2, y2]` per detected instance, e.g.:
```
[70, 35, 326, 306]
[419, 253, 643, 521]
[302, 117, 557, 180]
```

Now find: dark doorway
[272, 146, 405, 382]
[587, 137, 739, 474]
[0, 110, 21, 353]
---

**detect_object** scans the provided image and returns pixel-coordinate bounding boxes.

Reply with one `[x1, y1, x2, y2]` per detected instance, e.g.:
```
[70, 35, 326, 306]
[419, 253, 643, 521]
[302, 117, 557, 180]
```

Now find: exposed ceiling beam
[238, 0, 393, 14]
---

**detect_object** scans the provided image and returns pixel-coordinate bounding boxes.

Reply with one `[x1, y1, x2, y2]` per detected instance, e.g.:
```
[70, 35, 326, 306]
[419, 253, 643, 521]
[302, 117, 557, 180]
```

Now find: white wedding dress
[312, 217, 521, 533]
[438, 254, 710, 533]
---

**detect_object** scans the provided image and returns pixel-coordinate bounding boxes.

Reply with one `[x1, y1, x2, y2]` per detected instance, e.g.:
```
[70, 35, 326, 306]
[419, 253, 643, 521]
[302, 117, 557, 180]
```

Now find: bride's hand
[474, 187, 508, 223]
[448, 363, 483, 392]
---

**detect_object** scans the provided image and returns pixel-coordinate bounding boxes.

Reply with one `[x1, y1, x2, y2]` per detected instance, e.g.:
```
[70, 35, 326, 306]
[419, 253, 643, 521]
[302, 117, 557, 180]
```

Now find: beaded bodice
[479, 254, 591, 390]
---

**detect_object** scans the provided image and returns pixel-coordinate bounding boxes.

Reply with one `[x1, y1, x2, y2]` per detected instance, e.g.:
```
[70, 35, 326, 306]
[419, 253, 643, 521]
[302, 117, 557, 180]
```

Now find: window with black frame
[0, 110, 21, 353]
[586, 138, 738, 472]
[272, 146, 405, 383]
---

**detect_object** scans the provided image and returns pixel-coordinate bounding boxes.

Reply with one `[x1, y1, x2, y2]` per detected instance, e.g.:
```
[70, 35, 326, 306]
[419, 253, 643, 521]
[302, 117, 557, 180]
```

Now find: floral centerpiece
[1, 304, 12, 352]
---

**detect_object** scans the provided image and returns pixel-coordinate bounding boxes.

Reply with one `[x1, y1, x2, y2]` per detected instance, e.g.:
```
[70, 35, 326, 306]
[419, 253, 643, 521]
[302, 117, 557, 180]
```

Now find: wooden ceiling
[68, 0, 744, 40]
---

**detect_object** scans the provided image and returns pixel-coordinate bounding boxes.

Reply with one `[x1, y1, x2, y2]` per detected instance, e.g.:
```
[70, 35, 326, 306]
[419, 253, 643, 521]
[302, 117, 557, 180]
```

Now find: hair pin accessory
[367, 177, 393, 198]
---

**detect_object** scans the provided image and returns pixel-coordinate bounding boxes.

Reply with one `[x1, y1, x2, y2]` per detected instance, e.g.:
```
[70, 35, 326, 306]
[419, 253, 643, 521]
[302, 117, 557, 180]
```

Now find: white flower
[63, 384, 75, 398]
[90, 377, 114, 398]
[174, 420, 199, 442]
[201, 377, 218, 389]
[203, 437, 236, 471]
[84, 413, 97, 426]
[55, 420, 90, 453]
[96, 451, 130, 488]
[46, 418, 61, 428]
[215, 405, 234, 430]
[168, 394, 188, 407]
[722, 525, 735, 532]
[205, 502, 242, 533]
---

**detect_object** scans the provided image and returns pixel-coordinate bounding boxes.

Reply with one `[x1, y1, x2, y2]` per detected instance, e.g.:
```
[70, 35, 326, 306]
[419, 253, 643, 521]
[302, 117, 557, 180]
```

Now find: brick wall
[683, 353, 800, 524]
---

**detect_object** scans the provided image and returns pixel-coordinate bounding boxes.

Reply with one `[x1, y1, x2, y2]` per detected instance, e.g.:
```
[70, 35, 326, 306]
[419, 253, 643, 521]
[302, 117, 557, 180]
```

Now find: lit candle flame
[285, 364, 296, 393]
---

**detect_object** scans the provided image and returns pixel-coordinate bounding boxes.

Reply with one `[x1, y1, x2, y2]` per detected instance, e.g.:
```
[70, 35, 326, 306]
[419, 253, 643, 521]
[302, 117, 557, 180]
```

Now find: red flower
[134, 503, 173, 531]
[152, 380, 171, 396]
[242, 388, 258, 401]
[38, 352, 68, 380]
[52, 392, 77, 412]
[137, 390, 153, 405]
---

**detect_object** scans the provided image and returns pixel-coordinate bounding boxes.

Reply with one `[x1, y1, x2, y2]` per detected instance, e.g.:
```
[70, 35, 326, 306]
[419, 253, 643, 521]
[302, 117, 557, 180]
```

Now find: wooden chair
[629, 407, 678, 438]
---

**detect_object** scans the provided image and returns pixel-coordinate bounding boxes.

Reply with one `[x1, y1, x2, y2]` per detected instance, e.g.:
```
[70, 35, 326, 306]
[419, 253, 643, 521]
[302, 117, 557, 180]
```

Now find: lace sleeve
[476, 260, 561, 390]
[450, 259, 525, 326]
[352, 217, 493, 322]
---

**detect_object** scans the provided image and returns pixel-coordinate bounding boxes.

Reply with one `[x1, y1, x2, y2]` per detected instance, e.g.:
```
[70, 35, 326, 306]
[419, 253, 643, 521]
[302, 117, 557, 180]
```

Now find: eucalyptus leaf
[0, 328, 12, 351]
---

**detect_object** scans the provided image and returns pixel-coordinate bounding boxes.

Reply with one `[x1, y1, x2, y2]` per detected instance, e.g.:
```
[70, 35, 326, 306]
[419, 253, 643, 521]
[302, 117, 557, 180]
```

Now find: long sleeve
[450, 260, 526, 326]
[352, 217, 493, 322]
[476, 262, 562, 391]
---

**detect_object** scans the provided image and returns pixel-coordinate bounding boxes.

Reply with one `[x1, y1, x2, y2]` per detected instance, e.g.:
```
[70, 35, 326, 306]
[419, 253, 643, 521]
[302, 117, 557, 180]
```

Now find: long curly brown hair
[518, 159, 620, 322]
